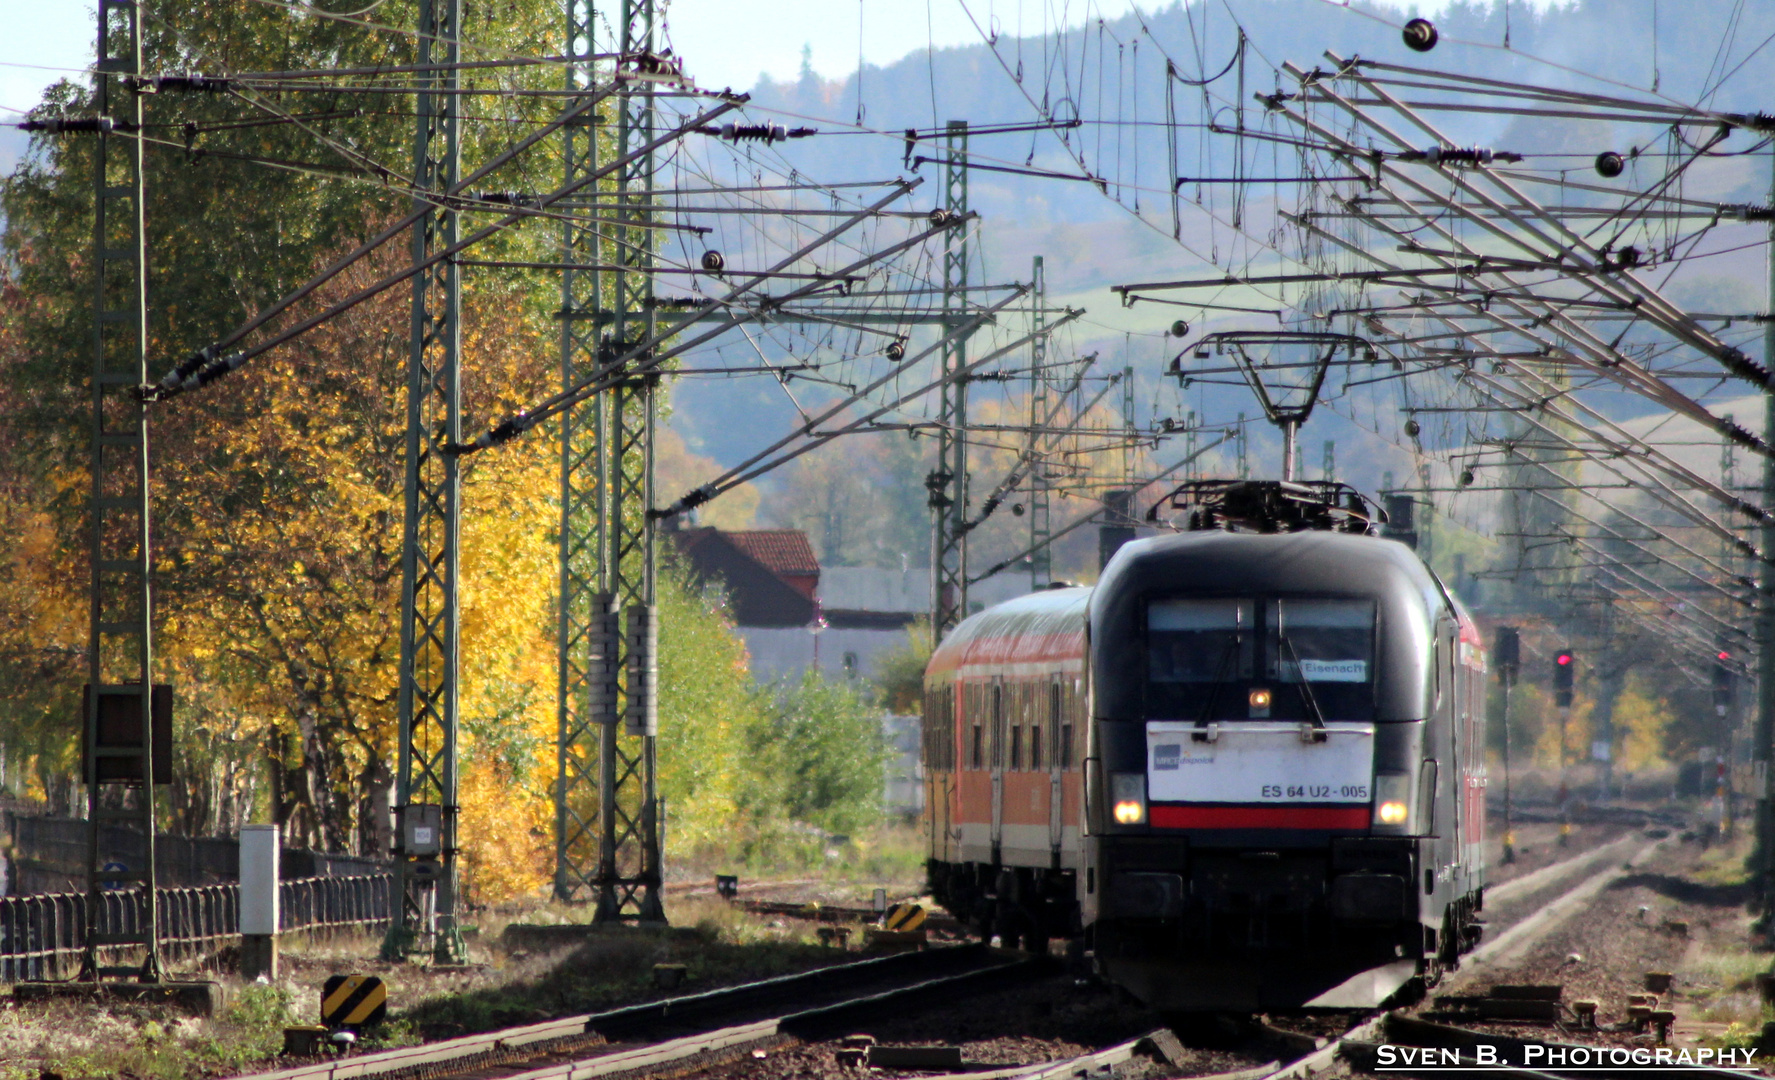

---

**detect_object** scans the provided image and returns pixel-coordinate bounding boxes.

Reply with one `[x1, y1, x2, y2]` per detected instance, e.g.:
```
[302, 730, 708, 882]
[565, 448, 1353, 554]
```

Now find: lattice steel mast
[81, 0, 161, 984]
[931, 120, 971, 636]
[1027, 255, 1052, 590]
[555, 0, 665, 924]
[387, 0, 465, 963]
[554, 0, 609, 906]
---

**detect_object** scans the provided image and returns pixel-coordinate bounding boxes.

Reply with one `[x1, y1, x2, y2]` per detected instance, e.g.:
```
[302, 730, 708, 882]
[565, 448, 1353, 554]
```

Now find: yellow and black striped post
[320, 974, 387, 1028]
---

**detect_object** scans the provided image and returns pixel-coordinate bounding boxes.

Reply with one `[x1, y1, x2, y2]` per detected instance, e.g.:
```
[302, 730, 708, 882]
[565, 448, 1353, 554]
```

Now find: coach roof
[927, 586, 1091, 677]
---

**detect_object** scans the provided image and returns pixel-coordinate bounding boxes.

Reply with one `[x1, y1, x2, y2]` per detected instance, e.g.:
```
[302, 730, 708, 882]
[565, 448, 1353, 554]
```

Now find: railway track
[239, 827, 1693, 1080]
[238, 945, 1024, 1080]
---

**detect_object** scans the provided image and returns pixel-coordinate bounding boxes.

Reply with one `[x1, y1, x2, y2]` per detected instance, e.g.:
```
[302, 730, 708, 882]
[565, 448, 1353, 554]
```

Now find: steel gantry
[81, 0, 162, 984]
[387, 0, 466, 963]
[931, 120, 972, 637]
[554, 0, 665, 924]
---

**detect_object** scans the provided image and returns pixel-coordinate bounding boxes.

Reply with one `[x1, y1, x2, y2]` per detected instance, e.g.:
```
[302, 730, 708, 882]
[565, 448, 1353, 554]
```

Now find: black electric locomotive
[924, 481, 1488, 1011]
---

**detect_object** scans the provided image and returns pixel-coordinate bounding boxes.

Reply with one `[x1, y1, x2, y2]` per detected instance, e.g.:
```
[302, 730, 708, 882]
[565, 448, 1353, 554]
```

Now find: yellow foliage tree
[1613, 673, 1675, 772]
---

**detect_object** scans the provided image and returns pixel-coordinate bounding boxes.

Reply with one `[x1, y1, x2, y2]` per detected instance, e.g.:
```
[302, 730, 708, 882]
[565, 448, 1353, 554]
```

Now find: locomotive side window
[1030, 722, 1043, 770]
[1060, 723, 1074, 769]
[1147, 599, 1254, 682]
[971, 723, 984, 770]
[1010, 724, 1023, 771]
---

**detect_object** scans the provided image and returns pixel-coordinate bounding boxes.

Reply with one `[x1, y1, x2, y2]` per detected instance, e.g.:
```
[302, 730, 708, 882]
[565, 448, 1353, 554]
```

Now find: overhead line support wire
[143, 94, 741, 402]
[1261, 77, 1773, 462]
[458, 181, 941, 453]
[1313, 54, 1772, 392]
[671, 300, 1081, 518]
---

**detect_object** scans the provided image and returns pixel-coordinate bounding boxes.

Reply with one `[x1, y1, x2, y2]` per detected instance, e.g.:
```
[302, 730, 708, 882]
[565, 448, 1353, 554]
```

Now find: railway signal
[1494, 627, 1520, 687]
[1553, 649, 1576, 708]
[1495, 626, 1520, 864]
[1713, 651, 1736, 715]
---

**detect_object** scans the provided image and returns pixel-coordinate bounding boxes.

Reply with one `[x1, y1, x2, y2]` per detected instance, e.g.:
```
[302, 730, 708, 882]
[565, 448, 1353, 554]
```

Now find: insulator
[1424, 146, 1494, 166]
[700, 249, 725, 273]
[928, 208, 950, 226]
[19, 117, 116, 134]
[718, 122, 788, 143]
[1595, 151, 1625, 178]
[1459, 469, 1475, 487]
[1403, 18, 1438, 52]
[886, 339, 907, 361]
[1404, 418, 1421, 438]
[147, 73, 229, 93]
[1170, 319, 1190, 338]
[624, 604, 658, 737]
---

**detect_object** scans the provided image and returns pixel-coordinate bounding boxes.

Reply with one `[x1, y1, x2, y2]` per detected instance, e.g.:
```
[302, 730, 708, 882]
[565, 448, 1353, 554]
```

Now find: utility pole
[1028, 255, 1051, 591]
[548, 0, 670, 925]
[1749, 135, 1775, 904]
[931, 120, 970, 637]
[387, 0, 465, 963]
[81, 0, 161, 984]
[1121, 363, 1136, 488]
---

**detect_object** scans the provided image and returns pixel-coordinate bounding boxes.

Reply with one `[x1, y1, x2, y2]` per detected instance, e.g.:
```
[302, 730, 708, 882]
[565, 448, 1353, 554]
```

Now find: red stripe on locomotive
[1148, 805, 1372, 830]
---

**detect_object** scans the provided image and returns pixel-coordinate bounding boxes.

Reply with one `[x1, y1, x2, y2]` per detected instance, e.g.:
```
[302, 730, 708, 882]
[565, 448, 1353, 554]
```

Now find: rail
[0, 873, 391, 981]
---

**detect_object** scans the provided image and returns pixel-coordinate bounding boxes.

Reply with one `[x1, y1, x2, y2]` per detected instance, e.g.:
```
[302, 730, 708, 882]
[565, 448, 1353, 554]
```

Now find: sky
[0, 0, 1561, 121]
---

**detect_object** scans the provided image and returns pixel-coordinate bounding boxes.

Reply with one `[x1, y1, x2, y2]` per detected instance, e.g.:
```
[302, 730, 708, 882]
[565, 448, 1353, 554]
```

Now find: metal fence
[0, 873, 391, 981]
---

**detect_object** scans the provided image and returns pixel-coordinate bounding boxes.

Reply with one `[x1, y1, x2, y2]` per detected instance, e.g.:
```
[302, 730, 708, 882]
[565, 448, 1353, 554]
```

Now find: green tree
[872, 619, 932, 715]
[755, 671, 889, 838]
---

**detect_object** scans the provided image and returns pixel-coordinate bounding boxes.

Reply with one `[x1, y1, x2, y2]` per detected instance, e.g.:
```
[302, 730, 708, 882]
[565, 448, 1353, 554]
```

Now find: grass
[668, 820, 930, 888]
[400, 897, 847, 1039]
[1, 983, 297, 1080]
[1688, 828, 1755, 889]
[0, 823, 935, 1077]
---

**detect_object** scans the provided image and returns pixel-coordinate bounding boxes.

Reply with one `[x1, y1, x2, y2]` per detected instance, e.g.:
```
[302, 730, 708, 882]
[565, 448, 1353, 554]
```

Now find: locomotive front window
[1145, 595, 1378, 721]
[1269, 599, 1375, 684]
[1147, 599, 1255, 682]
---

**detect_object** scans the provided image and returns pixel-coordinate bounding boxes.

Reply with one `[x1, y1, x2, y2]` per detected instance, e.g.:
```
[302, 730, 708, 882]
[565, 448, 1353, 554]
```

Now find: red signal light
[1556, 653, 1572, 665]
[1719, 650, 1732, 661]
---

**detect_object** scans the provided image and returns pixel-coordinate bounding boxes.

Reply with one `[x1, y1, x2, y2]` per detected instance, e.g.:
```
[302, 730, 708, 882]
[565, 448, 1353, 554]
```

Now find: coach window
[990, 684, 1005, 770]
[1030, 718, 1043, 770]
[1049, 682, 1064, 769]
[971, 722, 984, 770]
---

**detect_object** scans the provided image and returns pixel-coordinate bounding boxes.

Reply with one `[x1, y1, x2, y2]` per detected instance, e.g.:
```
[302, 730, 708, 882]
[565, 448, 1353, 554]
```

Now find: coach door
[990, 678, 1006, 864]
[1047, 678, 1065, 865]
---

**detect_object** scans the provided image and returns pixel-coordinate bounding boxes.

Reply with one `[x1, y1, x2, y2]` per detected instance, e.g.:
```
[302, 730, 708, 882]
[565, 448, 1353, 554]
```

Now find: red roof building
[671, 527, 820, 627]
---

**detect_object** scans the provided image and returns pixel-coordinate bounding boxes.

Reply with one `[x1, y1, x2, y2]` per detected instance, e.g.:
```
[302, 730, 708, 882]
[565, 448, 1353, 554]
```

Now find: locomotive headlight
[1248, 688, 1272, 718]
[1110, 772, 1147, 826]
[1372, 772, 1412, 832]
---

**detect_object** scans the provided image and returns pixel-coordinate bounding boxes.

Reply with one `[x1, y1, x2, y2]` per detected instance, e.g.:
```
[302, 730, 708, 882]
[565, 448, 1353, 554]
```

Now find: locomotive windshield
[1146, 596, 1376, 720]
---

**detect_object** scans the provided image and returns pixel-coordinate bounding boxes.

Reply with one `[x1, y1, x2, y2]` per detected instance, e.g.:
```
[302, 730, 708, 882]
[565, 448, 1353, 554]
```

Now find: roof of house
[724, 530, 821, 578]
[670, 527, 820, 628]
